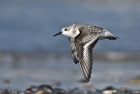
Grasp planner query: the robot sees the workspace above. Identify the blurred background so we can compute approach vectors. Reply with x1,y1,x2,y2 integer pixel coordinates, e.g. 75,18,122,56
0,0,140,90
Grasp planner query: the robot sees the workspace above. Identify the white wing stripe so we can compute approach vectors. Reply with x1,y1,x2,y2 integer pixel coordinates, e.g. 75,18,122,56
84,35,100,48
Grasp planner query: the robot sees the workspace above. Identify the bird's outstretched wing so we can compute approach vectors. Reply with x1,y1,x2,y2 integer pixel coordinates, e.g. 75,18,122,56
69,38,79,64
75,35,100,82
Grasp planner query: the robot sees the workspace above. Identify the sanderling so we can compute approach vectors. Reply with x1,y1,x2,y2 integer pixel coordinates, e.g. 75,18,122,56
53,24,118,82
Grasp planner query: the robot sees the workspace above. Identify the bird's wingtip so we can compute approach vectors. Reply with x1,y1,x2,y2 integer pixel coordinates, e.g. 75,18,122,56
107,36,119,40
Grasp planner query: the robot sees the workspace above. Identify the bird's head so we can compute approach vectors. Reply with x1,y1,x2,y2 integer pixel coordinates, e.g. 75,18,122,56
53,24,80,38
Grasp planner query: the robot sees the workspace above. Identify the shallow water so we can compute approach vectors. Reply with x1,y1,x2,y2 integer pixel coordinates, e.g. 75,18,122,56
0,58,140,90
0,0,140,54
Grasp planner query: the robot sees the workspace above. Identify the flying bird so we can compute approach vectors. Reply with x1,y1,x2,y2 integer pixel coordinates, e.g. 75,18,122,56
53,24,118,82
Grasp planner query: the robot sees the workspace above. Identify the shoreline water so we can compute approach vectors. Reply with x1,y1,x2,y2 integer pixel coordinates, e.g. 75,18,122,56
0,59,140,90
0,52,140,62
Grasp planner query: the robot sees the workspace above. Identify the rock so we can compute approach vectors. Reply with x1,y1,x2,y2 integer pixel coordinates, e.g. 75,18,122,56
119,87,132,93
128,79,140,85
9,91,19,94
128,75,140,85
38,85,53,92
0,89,8,94
84,84,93,88
103,86,116,90
0,84,139,94
134,91,140,94
30,86,38,93
36,85,53,94
83,84,98,93
53,88,66,94
35,90,44,94
25,88,32,94
103,86,117,94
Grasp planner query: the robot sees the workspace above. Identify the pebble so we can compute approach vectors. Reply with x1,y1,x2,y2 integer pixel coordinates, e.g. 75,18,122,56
35,85,53,94
119,87,132,93
103,86,117,94
84,84,93,88
53,88,66,94
128,75,140,85
9,91,19,94
25,88,32,94
0,89,8,94
134,91,140,94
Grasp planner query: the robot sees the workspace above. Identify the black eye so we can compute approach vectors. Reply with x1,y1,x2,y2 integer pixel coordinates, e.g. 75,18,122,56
64,28,67,31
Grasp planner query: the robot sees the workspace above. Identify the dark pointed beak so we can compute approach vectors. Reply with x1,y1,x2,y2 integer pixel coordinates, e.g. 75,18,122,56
53,31,62,37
